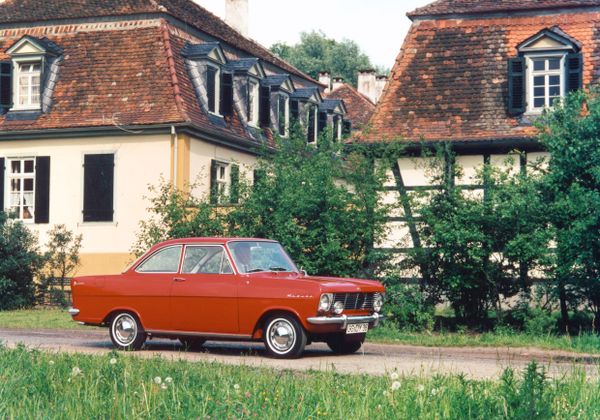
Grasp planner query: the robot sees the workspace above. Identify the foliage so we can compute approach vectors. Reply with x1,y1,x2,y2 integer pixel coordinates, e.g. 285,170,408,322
500,362,553,420
0,212,45,310
402,149,552,324
537,89,600,330
271,31,381,86
381,283,435,332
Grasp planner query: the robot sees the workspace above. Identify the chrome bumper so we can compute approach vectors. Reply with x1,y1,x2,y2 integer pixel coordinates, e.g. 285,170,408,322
68,308,80,316
307,313,383,329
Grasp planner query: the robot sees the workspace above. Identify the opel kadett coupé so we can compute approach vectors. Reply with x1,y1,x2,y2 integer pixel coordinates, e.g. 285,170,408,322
69,238,385,358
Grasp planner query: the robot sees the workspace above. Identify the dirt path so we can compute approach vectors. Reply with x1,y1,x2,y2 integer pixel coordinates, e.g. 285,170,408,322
0,328,597,379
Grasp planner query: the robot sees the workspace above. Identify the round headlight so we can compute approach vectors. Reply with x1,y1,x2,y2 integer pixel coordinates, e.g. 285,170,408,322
373,293,384,313
333,301,344,315
319,293,333,312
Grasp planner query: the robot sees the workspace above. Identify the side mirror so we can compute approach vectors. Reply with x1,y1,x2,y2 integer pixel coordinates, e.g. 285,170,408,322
300,267,308,277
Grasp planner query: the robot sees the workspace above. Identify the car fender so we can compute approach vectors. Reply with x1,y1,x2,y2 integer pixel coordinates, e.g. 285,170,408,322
252,306,308,339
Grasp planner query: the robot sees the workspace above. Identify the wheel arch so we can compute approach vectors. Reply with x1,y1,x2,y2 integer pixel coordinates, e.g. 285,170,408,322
102,308,145,328
252,307,306,340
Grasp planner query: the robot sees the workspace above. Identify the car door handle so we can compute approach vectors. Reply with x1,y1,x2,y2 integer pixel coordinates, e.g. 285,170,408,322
174,277,186,282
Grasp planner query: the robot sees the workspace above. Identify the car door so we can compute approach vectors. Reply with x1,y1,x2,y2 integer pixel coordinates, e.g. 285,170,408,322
171,245,239,334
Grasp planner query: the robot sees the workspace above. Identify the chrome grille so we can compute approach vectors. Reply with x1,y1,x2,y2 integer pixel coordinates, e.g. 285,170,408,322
333,293,375,310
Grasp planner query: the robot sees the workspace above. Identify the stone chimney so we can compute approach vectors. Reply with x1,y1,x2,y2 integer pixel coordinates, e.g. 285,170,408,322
318,71,331,93
357,69,377,103
332,77,345,91
375,75,388,103
226,0,249,37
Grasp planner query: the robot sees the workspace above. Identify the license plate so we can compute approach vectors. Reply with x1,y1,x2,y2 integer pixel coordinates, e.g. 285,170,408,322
346,323,369,334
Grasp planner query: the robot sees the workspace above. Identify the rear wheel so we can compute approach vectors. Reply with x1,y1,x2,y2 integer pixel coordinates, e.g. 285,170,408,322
326,333,364,355
263,315,307,359
179,337,206,351
109,312,146,351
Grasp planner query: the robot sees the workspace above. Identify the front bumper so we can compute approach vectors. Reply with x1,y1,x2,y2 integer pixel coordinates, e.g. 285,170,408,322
68,308,80,316
307,313,383,329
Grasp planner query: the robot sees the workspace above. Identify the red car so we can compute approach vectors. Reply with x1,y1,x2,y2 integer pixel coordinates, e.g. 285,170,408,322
69,238,385,358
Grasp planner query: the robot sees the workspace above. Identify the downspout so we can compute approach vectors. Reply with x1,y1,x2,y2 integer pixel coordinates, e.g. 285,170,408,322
172,125,178,189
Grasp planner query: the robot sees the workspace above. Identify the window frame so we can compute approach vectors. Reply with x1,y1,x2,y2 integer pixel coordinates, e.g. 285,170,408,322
6,156,35,223
247,78,260,127
135,245,184,274
12,58,42,111
525,52,566,114
206,63,221,116
215,161,229,204
278,93,290,137
181,244,235,275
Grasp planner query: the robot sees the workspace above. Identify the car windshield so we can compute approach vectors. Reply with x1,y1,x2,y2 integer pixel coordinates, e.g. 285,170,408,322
228,241,298,274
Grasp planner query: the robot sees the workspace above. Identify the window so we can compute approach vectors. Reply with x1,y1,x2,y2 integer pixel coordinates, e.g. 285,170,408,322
137,245,182,273
248,79,259,126
528,55,564,112
15,62,41,110
333,115,342,141
278,94,289,136
83,154,114,222
210,160,239,205
7,158,35,221
206,65,220,114
216,162,228,198
307,105,317,143
182,246,234,274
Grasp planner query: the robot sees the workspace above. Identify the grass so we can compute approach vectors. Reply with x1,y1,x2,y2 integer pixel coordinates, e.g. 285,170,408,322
0,345,598,419
0,307,88,330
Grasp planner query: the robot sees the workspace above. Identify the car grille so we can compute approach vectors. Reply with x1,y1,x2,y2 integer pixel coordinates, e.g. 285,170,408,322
333,293,375,310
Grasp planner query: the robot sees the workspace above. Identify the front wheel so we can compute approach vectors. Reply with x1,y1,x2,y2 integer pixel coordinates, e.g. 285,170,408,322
263,315,307,359
109,312,146,351
326,333,364,355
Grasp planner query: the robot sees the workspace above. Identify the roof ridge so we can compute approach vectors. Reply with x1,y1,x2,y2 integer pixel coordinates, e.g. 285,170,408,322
330,83,376,107
160,19,189,123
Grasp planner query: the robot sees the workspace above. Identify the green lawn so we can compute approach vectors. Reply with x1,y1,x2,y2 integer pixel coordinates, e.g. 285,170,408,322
0,345,598,419
0,308,89,330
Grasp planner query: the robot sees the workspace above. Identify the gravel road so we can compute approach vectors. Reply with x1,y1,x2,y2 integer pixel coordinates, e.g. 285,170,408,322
1,328,598,379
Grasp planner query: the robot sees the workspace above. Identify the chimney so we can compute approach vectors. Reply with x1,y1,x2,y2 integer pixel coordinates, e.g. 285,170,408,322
375,75,388,103
226,0,249,37
357,69,377,103
332,77,345,91
318,71,331,93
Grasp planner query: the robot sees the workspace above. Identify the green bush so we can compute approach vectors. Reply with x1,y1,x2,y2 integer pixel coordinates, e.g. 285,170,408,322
382,283,435,332
0,212,45,310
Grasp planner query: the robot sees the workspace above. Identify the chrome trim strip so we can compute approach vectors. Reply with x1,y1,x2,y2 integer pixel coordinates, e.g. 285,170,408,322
146,329,253,340
68,308,80,316
307,313,383,329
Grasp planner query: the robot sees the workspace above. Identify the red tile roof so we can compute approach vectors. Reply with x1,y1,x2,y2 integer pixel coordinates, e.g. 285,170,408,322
325,84,375,129
362,9,600,143
409,0,600,18
0,0,315,83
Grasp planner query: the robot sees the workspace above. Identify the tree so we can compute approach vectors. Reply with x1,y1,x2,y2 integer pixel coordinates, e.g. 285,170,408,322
271,31,378,87
0,212,45,310
538,89,600,331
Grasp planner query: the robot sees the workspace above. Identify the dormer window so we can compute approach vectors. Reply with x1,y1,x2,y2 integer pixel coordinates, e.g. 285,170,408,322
508,27,582,116
206,65,220,114
16,62,41,110
261,75,295,135
248,79,259,126
290,88,323,144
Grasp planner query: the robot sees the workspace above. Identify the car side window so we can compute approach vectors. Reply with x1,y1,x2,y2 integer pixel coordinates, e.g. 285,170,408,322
182,246,234,275
136,245,182,273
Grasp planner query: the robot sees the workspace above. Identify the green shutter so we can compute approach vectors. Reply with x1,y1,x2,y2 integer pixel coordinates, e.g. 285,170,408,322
0,157,4,212
206,67,217,113
230,164,240,204
210,160,218,205
220,72,233,116
259,86,271,128
34,156,50,224
83,154,114,222
508,57,526,116
0,62,12,113
567,53,583,93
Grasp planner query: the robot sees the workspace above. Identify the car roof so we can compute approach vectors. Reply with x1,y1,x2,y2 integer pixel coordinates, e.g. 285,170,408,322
156,237,278,247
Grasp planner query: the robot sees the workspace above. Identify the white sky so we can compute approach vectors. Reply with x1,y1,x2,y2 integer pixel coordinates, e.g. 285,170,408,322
194,0,433,70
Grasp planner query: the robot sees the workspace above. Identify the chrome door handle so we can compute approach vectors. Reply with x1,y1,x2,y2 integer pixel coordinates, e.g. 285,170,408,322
174,277,186,282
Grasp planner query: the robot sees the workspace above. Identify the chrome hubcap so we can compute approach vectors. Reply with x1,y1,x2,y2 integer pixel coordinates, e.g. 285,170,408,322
268,319,296,353
114,314,137,346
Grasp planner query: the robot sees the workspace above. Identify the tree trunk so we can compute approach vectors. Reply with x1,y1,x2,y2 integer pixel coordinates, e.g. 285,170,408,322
558,279,569,333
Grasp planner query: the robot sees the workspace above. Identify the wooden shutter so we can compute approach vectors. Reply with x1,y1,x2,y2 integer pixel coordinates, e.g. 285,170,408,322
317,111,328,135
220,72,233,116
34,156,50,224
508,57,526,116
567,53,583,93
0,62,11,114
278,96,286,135
307,107,316,143
230,164,240,204
290,100,299,122
0,158,4,212
83,154,114,222
210,159,218,205
259,86,271,128
206,67,217,113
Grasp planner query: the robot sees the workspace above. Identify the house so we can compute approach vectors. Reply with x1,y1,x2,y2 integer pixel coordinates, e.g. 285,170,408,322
360,0,595,257
0,0,349,275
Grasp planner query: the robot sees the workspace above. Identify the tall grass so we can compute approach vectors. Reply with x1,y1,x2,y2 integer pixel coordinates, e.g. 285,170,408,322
0,345,598,419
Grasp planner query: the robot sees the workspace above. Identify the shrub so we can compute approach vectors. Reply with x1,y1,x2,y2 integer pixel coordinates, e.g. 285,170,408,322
382,283,435,332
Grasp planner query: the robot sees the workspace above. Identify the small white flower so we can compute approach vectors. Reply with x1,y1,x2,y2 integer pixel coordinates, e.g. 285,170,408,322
383,390,389,397
165,377,173,384
71,367,82,377
109,358,117,365
233,384,240,391
391,381,401,391
49,360,55,366
160,383,168,390
431,388,438,396
418,384,425,392
153,377,162,385
390,372,399,380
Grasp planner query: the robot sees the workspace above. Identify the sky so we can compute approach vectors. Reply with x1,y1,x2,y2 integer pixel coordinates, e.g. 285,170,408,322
194,0,433,70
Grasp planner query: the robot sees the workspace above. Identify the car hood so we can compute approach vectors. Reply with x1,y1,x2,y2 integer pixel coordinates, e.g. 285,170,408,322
300,275,384,293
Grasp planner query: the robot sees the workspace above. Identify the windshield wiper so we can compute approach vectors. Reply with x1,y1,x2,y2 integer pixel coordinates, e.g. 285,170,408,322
246,268,266,273
268,267,290,272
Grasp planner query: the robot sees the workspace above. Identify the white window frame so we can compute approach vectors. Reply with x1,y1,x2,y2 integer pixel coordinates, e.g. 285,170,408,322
248,78,259,126
12,58,42,111
215,161,229,204
207,63,221,116
6,157,35,222
335,116,343,141
278,94,290,137
525,52,566,114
